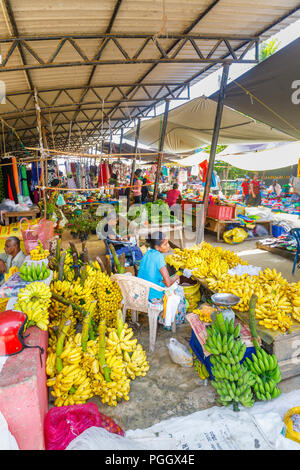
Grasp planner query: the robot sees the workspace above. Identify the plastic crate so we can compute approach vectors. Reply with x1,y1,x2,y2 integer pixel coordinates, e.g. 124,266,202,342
207,204,235,220
272,225,287,238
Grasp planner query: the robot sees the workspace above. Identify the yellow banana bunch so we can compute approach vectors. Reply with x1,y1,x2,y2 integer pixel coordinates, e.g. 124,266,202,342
15,282,51,331
207,268,297,333
123,344,149,380
106,325,137,353
166,242,248,279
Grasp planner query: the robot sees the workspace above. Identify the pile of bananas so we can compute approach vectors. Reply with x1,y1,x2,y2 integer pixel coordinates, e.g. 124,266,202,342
206,314,256,409
290,281,300,322
19,262,50,282
165,242,248,280
50,277,94,322
30,244,50,261
245,348,282,401
46,313,149,408
207,268,296,332
14,281,52,331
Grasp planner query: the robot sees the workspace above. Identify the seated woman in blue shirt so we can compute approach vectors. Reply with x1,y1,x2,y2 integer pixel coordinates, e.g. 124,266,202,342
138,231,187,327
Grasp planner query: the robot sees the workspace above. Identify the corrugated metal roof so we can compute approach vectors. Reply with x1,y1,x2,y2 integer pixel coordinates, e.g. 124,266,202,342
0,0,299,153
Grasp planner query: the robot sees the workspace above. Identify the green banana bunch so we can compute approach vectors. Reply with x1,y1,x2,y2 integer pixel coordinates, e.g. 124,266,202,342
245,293,282,402
205,312,255,411
245,348,282,401
20,262,51,282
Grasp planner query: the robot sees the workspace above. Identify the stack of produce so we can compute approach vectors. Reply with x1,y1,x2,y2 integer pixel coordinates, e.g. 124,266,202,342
244,295,282,401
165,242,248,279
14,281,52,331
50,262,122,327
205,313,255,410
205,297,282,410
207,268,297,332
30,243,50,261
19,262,50,281
46,309,149,407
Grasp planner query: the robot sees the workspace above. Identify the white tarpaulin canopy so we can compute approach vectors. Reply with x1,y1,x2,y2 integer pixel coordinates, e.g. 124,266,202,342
125,96,295,154
173,142,300,171
216,142,300,171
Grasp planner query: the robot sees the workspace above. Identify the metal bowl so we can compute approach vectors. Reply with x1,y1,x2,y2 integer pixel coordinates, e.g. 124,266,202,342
211,293,241,307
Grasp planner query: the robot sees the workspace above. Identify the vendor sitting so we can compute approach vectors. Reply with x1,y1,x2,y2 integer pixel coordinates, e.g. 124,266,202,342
138,231,187,329
100,211,130,250
100,211,143,265
0,237,26,277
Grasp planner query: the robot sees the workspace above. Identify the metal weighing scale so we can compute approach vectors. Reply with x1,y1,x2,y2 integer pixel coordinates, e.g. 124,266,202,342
211,293,241,322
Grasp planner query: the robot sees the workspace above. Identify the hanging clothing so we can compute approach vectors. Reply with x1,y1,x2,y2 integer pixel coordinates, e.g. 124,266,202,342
98,162,110,186
12,157,20,197
2,158,18,203
20,165,30,197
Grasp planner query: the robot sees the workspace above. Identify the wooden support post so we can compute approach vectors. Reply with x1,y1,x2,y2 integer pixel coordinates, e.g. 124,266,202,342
34,88,47,218
153,99,170,201
196,64,230,244
128,118,141,210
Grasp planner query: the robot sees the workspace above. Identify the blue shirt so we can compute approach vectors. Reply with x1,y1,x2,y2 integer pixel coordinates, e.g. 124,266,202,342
138,249,166,300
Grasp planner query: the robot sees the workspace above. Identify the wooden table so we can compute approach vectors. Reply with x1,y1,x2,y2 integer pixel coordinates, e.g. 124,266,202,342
205,217,273,242
2,207,40,226
256,241,295,261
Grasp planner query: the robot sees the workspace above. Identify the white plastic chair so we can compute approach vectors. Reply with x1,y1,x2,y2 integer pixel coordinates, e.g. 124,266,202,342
111,273,176,353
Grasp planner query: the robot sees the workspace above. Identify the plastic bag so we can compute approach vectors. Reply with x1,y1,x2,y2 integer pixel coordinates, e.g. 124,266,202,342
167,338,193,367
223,227,248,244
66,426,145,450
254,224,269,237
44,403,124,450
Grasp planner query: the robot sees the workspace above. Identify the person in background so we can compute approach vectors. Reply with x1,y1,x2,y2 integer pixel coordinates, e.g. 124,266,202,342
248,173,261,206
109,172,118,198
0,237,26,280
166,183,182,208
241,175,250,203
133,169,143,204
268,179,281,197
141,177,149,203
137,231,187,329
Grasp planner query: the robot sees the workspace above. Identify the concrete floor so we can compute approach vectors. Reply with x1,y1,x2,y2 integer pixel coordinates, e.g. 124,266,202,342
52,230,300,431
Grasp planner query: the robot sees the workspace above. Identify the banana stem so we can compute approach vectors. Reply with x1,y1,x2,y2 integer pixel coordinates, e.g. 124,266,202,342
56,319,72,373
52,293,89,317
233,401,239,412
58,251,66,281
81,301,96,352
57,305,72,337
215,311,227,336
116,309,124,338
98,319,111,382
109,244,125,274
55,238,61,264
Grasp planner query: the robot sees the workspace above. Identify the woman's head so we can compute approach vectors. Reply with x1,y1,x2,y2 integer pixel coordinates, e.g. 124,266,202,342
173,183,179,190
135,169,142,177
147,231,169,253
